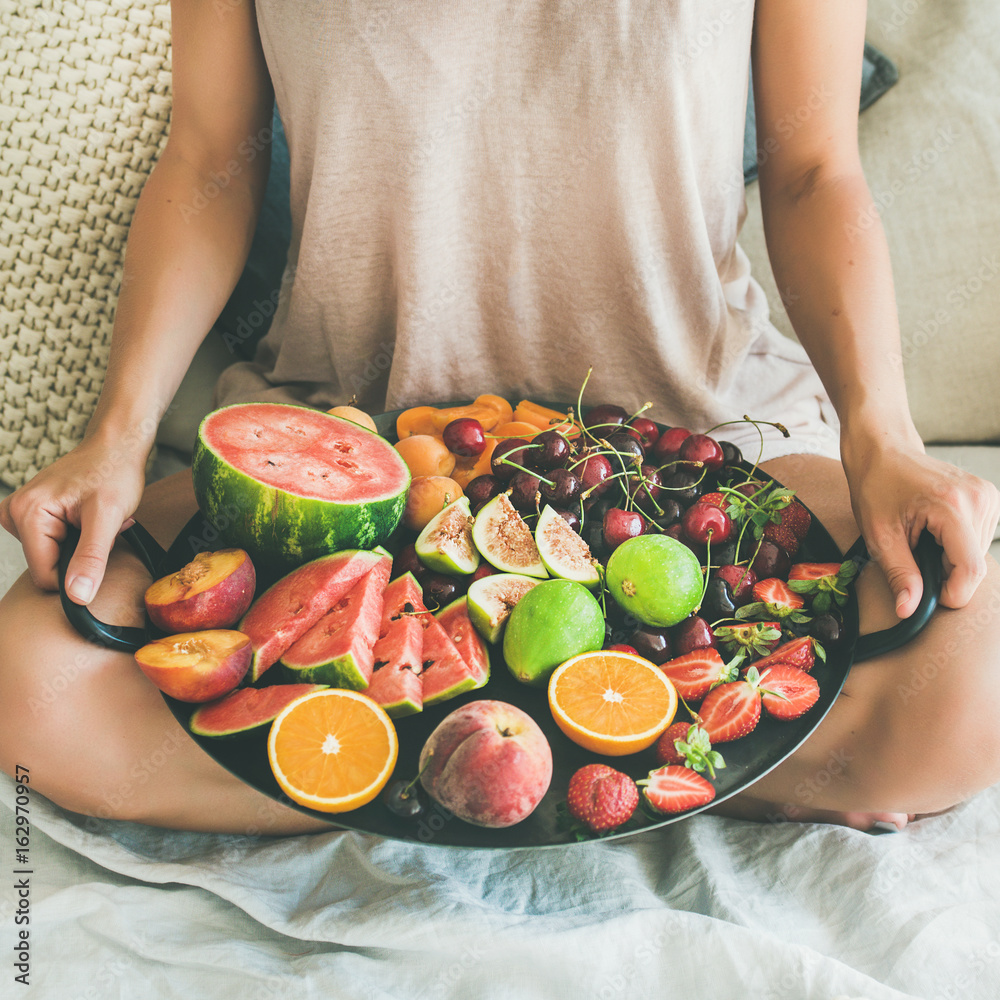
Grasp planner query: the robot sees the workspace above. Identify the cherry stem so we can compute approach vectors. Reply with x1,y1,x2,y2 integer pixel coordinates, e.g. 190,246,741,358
695,530,713,612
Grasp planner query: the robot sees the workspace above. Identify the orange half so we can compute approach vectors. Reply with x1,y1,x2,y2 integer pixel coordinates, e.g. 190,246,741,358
267,690,398,812
548,651,678,756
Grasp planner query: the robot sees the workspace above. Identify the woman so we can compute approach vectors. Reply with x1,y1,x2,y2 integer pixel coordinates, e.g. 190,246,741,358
1,0,998,834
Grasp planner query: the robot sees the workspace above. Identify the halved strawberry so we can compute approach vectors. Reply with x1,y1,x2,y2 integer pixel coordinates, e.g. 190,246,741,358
639,765,716,813
787,560,859,614
737,579,810,624
657,648,739,701
697,667,764,743
654,722,726,777
758,663,820,720
749,636,823,674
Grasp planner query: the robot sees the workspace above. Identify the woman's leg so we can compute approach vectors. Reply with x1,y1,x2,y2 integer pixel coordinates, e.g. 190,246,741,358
0,470,331,835
716,453,1000,828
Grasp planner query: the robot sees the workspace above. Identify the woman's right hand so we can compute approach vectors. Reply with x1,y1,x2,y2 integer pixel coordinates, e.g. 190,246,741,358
0,427,150,604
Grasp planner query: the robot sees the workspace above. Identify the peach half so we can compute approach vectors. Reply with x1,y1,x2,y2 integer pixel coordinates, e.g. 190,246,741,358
134,630,252,703
144,549,255,633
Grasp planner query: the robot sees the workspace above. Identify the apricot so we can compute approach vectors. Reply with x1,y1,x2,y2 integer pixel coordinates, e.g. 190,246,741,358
134,630,252,703
327,405,378,433
144,549,256,633
394,435,456,478
404,476,465,532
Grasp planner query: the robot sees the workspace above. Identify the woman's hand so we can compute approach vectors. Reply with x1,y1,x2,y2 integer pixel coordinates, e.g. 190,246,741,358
0,426,150,604
843,434,1000,618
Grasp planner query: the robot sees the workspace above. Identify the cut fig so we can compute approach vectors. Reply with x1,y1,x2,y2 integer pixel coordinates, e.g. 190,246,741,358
471,493,548,579
467,573,541,644
534,505,600,590
415,496,480,576
144,548,256,633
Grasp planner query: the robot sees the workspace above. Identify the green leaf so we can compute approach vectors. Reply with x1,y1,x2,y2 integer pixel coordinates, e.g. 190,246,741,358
813,592,831,614
787,579,816,594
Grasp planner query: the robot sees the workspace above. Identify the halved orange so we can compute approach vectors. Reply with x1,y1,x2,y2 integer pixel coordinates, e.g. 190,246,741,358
548,651,678,756
267,690,398,812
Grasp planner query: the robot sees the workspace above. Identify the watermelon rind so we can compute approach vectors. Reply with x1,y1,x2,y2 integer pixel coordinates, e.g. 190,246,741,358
240,549,385,682
189,683,327,737
279,554,392,689
192,403,410,569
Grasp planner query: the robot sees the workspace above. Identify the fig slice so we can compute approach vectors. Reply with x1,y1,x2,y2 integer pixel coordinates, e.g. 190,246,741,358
470,493,548,579
534,505,601,590
466,573,541,644
134,630,252,703
415,496,480,576
145,548,256,633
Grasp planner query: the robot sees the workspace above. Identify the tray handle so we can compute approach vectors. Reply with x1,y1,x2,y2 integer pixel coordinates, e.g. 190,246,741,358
846,529,943,663
57,521,166,654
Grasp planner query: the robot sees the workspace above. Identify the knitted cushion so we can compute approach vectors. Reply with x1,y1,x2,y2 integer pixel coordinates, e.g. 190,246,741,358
0,1,172,489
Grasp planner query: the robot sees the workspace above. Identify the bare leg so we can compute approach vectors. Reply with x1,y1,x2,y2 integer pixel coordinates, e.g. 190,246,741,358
0,470,331,835
713,453,1000,829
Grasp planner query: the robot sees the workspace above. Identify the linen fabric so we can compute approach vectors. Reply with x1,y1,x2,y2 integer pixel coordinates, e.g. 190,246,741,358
216,0,840,463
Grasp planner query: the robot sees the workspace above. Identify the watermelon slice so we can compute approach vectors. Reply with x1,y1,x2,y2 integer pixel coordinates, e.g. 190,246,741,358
435,598,490,691
279,552,392,689
192,403,409,568
367,615,424,718
239,549,385,681
189,684,326,737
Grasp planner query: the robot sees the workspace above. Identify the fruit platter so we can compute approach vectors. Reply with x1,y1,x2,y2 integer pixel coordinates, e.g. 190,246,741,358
58,390,941,848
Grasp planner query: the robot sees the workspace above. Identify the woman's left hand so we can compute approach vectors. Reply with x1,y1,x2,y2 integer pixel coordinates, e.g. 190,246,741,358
843,437,1000,618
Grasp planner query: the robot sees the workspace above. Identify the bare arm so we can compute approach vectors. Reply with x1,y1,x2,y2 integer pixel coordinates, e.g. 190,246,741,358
752,0,999,614
0,0,274,601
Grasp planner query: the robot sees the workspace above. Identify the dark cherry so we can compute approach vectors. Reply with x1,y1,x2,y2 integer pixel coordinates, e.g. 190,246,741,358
662,523,685,542
732,479,766,500
509,471,542,512
625,624,673,665
605,431,646,469
442,417,486,458
711,541,738,567
465,474,502,511
672,615,718,656
540,468,582,506
719,441,743,467
652,426,692,462
679,433,725,471
575,450,615,499
661,468,705,507
383,779,427,820
472,563,497,582
701,577,737,622
603,507,648,552
810,613,844,646
553,507,582,533
583,403,629,433
652,496,683,528
491,438,532,482
534,429,572,470
421,572,461,610
393,543,426,580
628,416,661,451
681,503,733,545
584,520,609,563
785,618,813,638
714,564,757,605
628,464,665,514
751,540,792,580
583,494,615,524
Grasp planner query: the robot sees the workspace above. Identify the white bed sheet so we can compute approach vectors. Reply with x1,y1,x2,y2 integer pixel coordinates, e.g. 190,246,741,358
3,772,998,1000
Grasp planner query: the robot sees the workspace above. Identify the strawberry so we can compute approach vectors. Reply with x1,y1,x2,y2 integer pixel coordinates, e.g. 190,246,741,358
762,520,801,556
639,765,716,813
787,559,859,614
566,764,639,834
736,578,811,625
713,621,783,665
697,492,728,509
657,648,739,701
779,499,812,542
749,635,823,674
654,723,726,777
758,663,820,720
697,667,765,743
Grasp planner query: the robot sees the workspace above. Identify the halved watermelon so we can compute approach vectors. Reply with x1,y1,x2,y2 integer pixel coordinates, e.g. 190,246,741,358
192,403,409,568
189,684,326,737
239,549,385,681
435,597,490,691
279,552,392,689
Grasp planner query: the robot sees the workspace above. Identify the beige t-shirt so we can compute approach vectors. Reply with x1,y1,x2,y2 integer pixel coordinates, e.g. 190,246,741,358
217,0,839,462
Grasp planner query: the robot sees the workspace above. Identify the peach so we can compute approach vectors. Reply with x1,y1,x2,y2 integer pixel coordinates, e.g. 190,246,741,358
418,699,552,827
134,630,252,703
144,549,255,633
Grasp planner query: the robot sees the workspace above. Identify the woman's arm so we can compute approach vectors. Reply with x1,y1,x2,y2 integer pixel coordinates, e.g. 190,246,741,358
751,0,1000,617
0,0,274,602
